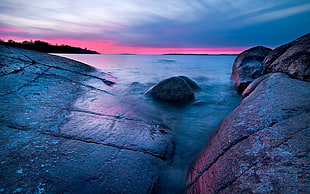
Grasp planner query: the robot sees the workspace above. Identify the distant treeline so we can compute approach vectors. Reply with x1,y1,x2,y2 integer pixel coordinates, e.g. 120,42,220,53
0,39,99,54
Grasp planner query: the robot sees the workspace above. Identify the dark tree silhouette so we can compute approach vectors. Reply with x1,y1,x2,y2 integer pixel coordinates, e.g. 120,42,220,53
0,39,99,54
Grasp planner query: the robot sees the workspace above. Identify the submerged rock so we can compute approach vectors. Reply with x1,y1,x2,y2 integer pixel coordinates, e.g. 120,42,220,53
187,73,310,193
145,76,199,103
0,46,174,193
231,46,271,93
263,33,310,81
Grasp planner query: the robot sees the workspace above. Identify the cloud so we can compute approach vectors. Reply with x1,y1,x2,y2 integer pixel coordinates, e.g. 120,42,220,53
242,3,310,25
0,0,309,50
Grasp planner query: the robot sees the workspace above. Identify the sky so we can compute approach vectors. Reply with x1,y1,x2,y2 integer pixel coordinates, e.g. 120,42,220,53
0,0,309,54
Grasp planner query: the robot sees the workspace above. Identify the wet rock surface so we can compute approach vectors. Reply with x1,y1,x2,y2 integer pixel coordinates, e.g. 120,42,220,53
263,33,310,81
145,76,199,103
231,46,272,93
0,46,174,193
187,73,310,193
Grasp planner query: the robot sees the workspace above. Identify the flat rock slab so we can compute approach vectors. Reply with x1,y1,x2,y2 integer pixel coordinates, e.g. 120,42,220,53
0,46,174,193
187,73,310,193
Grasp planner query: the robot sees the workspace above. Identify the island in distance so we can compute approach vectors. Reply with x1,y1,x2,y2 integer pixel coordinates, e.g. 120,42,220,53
0,39,99,54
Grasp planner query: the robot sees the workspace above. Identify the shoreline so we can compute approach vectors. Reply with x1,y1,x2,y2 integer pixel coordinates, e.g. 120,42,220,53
0,45,174,193
187,33,310,193
1,32,309,193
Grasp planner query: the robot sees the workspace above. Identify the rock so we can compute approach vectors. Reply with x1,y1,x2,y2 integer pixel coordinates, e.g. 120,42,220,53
187,73,310,193
263,33,310,81
231,46,272,93
179,76,201,90
0,46,174,193
241,73,271,98
145,76,199,103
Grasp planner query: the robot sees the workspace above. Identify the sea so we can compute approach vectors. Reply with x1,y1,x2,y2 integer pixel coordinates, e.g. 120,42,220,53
54,53,241,193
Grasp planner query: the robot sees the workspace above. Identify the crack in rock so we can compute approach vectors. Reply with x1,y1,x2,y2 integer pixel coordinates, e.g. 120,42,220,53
0,61,34,77
187,111,307,188
0,67,51,97
40,63,116,86
3,122,168,161
70,108,171,129
40,72,114,95
7,47,116,86
216,126,308,193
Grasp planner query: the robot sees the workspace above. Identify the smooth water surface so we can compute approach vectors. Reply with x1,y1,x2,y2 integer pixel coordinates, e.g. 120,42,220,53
54,54,241,193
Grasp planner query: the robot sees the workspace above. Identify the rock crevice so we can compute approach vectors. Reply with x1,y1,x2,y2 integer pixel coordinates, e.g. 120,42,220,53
187,34,310,193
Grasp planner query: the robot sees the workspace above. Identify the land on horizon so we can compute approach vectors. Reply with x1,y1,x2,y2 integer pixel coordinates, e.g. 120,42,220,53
0,39,99,54
0,39,242,55
162,53,238,56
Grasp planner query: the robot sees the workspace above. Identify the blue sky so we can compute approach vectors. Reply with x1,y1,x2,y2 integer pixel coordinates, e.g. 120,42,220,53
0,0,309,54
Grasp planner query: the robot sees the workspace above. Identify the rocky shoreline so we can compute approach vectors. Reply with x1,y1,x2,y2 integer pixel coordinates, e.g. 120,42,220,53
1,33,309,193
187,33,310,193
0,46,174,193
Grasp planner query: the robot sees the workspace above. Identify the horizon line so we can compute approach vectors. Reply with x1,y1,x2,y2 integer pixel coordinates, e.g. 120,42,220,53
1,38,246,55
85,53,240,55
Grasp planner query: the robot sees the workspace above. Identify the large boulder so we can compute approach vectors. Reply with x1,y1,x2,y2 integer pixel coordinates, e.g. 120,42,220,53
241,74,271,98
0,46,174,193
145,76,199,103
263,33,310,81
231,46,272,93
187,73,310,193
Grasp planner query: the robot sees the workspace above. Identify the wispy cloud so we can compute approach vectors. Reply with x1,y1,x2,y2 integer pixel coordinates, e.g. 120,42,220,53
0,0,309,53
242,3,310,25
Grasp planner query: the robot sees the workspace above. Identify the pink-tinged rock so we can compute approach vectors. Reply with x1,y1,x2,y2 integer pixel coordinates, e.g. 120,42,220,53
0,46,174,193
187,73,310,193
263,33,310,81
231,46,271,93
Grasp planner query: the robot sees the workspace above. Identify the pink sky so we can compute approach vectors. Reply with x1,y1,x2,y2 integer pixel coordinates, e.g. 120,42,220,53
1,0,309,54
1,33,247,54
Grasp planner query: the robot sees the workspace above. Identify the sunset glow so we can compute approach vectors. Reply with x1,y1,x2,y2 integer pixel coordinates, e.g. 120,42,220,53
0,33,247,54
1,0,309,54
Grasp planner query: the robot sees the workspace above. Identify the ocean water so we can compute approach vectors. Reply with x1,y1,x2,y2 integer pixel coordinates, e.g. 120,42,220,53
54,54,241,193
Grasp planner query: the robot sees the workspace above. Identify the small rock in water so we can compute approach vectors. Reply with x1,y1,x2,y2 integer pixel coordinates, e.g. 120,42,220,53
178,76,201,90
145,76,199,103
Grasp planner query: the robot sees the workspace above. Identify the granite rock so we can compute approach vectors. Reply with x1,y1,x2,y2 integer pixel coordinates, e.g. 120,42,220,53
145,76,199,103
187,73,310,193
231,46,271,93
263,33,310,81
0,46,174,193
